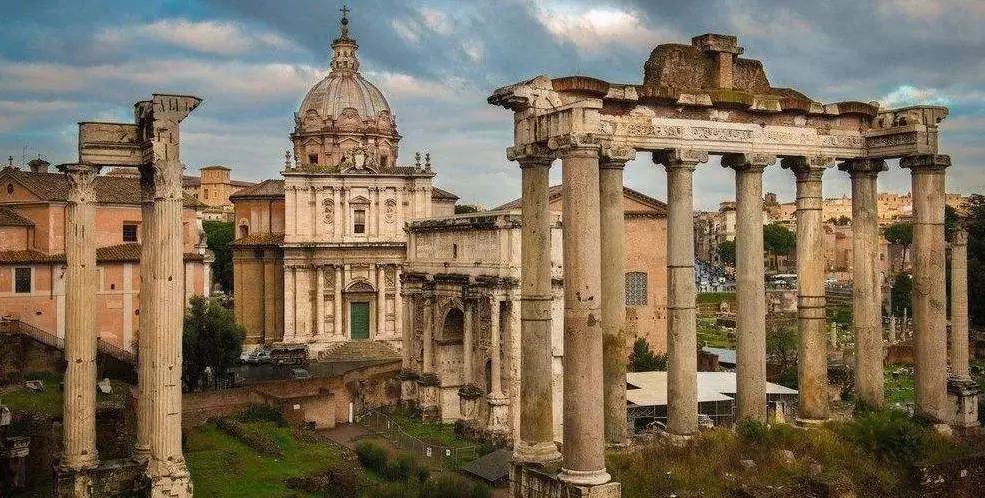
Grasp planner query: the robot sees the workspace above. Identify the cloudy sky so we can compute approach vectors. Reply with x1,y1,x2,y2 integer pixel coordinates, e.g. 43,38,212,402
1,0,983,210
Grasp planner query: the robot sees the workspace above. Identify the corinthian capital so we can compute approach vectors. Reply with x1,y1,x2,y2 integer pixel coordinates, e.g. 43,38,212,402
780,155,834,181
837,157,887,177
58,163,101,204
951,228,968,246
900,154,950,172
600,145,636,168
506,143,554,166
654,149,709,171
721,152,776,172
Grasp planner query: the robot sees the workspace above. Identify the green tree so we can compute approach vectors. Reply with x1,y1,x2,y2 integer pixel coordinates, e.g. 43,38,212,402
203,221,234,293
454,204,482,214
629,337,667,372
964,194,985,326
183,296,245,391
891,272,912,318
718,239,736,267
766,325,798,388
763,223,796,270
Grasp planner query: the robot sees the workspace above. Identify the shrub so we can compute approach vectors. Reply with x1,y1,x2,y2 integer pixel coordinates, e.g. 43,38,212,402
363,481,420,498
422,473,490,498
214,418,282,457
736,418,769,444
849,409,929,465
236,404,284,425
285,464,367,498
355,441,389,475
384,452,416,481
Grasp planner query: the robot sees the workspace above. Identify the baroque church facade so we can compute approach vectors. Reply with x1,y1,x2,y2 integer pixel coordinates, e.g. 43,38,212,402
231,12,457,354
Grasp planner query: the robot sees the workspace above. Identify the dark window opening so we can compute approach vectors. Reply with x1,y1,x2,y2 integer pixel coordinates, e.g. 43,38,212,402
239,224,249,238
354,209,366,234
308,153,318,165
452,243,458,259
14,267,31,293
123,223,138,243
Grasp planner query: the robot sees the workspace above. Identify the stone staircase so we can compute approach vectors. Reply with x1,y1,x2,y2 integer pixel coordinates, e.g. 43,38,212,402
317,340,400,362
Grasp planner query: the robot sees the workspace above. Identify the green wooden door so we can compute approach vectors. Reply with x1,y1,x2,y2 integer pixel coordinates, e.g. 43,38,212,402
350,302,370,340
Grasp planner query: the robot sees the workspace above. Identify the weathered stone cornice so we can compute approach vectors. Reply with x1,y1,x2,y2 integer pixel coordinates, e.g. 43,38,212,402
547,133,601,153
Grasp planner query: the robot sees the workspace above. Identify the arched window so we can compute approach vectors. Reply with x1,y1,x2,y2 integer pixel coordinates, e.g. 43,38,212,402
442,308,464,342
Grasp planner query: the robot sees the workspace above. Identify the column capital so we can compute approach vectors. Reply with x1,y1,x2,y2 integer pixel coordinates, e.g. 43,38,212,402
654,148,709,171
547,133,601,156
900,154,950,173
58,163,102,204
780,155,834,181
951,228,969,246
837,157,887,177
721,152,776,172
507,143,554,166
600,145,636,168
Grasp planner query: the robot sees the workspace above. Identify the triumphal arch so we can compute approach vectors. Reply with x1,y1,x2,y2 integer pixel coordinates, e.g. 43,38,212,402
490,33,972,497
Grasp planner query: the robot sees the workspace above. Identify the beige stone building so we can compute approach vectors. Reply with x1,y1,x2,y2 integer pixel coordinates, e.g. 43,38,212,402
231,12,457,353
109,164,256,221
401,185,668,441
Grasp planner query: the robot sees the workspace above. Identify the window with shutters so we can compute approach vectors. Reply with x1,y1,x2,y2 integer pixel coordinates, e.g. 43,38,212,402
353,209,366,234
625,272,648,306
14,267,31,293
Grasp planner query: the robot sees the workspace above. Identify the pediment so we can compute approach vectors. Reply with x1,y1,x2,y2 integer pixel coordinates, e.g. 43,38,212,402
349,195,370,204
345,280,375,293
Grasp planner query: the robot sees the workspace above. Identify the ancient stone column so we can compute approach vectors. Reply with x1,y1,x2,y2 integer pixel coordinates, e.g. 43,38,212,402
60,162,101,473
334,265,343,337
723,153,776,423
462,298,474,383
839,158,887,409
510,144,562,464
552,134,609,486
136,164,157,459
488,294,509,432
142,95,199,497
657,149,708,437
377,265,386,338
902,154,950,421
422,293,434,374
600,145,634,446
782,156,834,422
950,228,970,381
316,266,326,339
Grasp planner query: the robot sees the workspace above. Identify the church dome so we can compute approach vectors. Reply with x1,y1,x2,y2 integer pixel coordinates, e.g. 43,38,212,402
299,72,390,120
297,11,391,122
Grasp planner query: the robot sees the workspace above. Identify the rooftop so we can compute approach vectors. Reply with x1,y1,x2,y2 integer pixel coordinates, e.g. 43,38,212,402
625,371,797,407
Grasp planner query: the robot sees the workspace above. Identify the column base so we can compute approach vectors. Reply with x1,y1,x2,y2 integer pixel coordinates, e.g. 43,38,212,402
514,440,562,465
558,468,612,487
487,394,511,433
147,458,193,498
512,462,620,498
946,378,980,432
56,458,148,498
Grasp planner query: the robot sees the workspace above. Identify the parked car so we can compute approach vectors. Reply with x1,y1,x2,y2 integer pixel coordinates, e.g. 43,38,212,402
270,344,309,366
290,368,312,380
241,347,271,365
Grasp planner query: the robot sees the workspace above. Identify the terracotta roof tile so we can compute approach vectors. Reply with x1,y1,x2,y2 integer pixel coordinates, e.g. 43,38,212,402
229,179,285,200
232,232,285,246
0,167,202,207
0,244,206,264
0,206,34,226
431,186,459,201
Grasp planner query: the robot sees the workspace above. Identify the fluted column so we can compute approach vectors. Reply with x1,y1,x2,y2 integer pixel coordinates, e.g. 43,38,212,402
902,154,950,421
657,149,708,436
60,163,101,473
839,158,887,409
950,228,970,381
552,134,609,486
144,96,198,497
377,265,386,339
510,144,561,464
782,156,834,422
334,265,343,338
599,145,634,446
723,153,776,422
136,164,157,459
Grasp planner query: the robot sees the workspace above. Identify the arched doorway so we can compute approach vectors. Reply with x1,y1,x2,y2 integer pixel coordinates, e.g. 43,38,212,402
442,307,464,341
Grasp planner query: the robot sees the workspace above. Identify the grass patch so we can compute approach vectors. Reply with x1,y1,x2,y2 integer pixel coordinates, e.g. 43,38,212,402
697,292,736,306
385,410,471,449
610,410,978,498
185,421,344,497
884,364,915,405
697,317,734,348
1,373,129,417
